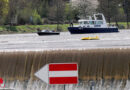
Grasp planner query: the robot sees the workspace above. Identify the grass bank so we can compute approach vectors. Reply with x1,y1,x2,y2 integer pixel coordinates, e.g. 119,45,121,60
118,22,130,28
0,24,70,34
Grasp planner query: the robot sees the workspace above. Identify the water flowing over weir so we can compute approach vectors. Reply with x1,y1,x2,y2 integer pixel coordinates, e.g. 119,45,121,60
1,48,130,90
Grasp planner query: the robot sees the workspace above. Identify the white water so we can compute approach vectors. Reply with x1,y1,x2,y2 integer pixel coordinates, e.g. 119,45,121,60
3,80,130,90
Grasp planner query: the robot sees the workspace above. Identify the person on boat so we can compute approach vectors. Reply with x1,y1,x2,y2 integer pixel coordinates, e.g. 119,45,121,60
70,21,73,27
52,30,55,32
37,28,41,32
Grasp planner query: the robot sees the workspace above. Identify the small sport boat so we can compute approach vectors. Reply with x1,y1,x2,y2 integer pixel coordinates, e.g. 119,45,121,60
68,13,118,34
37,30,60,36
81,36,99,40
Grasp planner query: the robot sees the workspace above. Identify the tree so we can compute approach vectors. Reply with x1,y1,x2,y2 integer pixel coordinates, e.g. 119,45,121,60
7,0,43,25
0,0,8,24
65,3,73,22
122,0,130,28
8,0,26,25
98,0,119,25
47,0,65,31
73,0,96,19
56,0,65,31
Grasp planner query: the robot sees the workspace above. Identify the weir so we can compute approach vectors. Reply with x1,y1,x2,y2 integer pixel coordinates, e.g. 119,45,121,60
0,49,130,80
0,48,130,89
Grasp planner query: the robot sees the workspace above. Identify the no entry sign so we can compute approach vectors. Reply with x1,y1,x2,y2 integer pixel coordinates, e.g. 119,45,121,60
35,63,78,84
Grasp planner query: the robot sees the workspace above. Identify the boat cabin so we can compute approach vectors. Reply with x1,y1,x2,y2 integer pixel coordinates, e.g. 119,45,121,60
78,13,108,28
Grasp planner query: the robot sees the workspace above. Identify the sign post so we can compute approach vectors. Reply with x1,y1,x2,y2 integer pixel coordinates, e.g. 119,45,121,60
35,63,78,89
64,84,65,90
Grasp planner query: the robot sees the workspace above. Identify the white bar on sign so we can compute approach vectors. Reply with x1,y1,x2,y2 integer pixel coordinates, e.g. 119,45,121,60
49,71,78,77
0,88,15,90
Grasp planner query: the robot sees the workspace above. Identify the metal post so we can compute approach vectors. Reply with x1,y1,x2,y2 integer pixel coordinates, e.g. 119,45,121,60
64,85,65,90
46,85,49,90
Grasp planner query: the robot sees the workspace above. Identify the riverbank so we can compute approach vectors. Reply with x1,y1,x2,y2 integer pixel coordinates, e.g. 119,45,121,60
0,22,129,34
0,24,70,34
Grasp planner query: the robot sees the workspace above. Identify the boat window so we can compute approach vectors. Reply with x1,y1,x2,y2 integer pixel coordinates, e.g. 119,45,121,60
96,21,103,25
79,22,83,25
84,21,89,24
89,21,94,25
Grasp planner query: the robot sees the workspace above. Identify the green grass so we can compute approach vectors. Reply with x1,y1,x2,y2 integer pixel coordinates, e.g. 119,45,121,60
0,24,70,34
111,22,130,28
118,22,130,28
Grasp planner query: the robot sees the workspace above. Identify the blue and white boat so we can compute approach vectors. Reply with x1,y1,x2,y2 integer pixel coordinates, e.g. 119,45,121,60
68,13,118,34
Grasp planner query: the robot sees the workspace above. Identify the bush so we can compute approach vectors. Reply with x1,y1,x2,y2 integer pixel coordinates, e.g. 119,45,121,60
57,25,63,32
32,10,43,25
118,24,125,29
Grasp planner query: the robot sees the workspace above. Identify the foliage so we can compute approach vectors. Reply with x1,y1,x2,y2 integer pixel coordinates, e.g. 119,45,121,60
32,10,43,25
0,0,130,30
0,0,95,25
64,3,74,22
0,0,9,24
18,7,33,24
97,0,130,28
79,0,95,18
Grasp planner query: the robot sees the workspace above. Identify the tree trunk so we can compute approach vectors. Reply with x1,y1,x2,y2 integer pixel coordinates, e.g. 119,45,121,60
126,12,129,29
107,0,111,25
124,0,129,29
56,0,59,31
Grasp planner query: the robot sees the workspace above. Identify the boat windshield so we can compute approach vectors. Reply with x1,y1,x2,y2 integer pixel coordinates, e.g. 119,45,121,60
96,21,103,25
89,21,94,25
79,22,83,25
84,21,89,24
79,20,104,26
41,30,49,32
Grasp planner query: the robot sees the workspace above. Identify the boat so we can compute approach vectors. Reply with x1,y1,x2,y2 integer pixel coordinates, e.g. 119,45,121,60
37,30,60,36
81,36,99,40
68,13,118,34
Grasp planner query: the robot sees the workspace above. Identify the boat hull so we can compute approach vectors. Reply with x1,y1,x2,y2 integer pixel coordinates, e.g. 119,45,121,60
68,27,119,34
37,32,60,36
